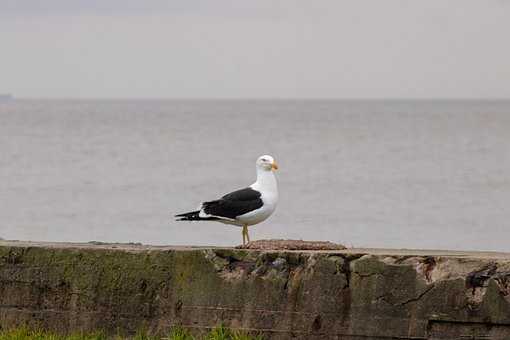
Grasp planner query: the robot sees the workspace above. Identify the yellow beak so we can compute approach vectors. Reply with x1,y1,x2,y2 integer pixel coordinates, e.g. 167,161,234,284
272,161,279,170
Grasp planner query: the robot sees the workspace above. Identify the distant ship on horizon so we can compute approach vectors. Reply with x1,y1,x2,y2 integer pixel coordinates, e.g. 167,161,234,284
0,94,13,101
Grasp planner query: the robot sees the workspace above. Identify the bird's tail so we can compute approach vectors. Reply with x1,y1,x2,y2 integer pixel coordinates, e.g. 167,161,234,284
174,210,219,221
175,210,201,221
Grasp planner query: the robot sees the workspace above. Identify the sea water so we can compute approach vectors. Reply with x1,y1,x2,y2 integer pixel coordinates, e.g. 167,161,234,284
1,99,509,251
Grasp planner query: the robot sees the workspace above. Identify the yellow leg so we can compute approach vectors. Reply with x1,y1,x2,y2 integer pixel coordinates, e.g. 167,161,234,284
245,226,250,243
242,225,250,247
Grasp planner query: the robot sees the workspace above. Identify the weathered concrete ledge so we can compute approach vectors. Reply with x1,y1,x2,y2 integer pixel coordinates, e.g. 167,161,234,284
1,240,510,339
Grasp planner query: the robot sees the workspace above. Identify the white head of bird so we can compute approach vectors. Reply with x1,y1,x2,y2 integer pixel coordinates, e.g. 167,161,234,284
256,155,278,172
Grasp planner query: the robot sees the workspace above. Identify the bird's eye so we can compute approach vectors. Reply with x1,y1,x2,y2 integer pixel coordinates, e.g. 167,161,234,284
261,158,267,162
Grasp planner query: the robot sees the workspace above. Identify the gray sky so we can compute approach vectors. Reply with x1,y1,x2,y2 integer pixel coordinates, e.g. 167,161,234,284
1,0,509,98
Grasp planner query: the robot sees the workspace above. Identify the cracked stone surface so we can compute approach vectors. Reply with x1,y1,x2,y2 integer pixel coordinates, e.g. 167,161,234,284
1,240,510,339
238,239,346,250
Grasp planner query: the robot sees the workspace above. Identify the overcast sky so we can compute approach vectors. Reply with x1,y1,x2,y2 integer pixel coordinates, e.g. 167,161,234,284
1,0,509,98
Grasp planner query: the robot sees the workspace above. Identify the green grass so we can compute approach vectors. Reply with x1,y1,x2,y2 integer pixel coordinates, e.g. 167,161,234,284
0,326,262,340
0,327,107,340
169,325,263,340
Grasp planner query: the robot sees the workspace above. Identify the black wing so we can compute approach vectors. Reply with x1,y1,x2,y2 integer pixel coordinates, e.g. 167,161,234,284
202,187,263,219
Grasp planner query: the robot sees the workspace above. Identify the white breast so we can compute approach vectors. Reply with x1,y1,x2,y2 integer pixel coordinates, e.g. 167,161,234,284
236,170,278,226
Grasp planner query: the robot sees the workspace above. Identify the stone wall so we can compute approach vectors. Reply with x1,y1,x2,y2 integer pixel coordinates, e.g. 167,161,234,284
1,241,510,339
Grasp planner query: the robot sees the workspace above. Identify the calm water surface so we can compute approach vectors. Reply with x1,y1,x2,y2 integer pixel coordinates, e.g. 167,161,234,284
1,99,509,251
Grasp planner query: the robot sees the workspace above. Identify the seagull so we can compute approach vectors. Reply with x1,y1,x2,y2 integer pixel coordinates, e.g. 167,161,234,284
175,155,279,246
